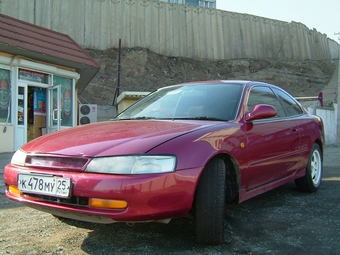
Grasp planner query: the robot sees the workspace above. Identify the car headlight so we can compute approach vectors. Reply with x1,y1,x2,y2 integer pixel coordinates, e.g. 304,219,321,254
85,155,176,174
11,149,26,166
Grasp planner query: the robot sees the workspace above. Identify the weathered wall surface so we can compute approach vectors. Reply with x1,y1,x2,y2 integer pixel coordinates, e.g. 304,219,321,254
0,0,339,61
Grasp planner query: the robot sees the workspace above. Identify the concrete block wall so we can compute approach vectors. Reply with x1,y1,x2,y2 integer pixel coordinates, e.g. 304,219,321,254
0,0,339,61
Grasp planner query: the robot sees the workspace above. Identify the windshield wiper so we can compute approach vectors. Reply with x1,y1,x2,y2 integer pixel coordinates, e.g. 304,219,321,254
176,116,228,121
130,116,156,120
114,116,156,120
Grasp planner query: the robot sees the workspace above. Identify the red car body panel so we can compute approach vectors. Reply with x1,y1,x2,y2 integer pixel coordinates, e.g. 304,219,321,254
3,81,324,223
21,120,216,157
4,164,201,222
4,120,246,222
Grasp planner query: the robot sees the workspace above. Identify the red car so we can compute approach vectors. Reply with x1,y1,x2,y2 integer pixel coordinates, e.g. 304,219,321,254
4,80,324,244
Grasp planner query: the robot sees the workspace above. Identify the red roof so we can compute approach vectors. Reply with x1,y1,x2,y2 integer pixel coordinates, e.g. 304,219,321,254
0,13,100,93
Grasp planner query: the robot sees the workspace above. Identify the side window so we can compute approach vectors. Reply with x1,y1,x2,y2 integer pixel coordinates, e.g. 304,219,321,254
273,88,303,116
247,86,285,118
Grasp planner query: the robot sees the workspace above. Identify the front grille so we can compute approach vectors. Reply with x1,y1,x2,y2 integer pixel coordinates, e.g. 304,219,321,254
23,193,89,206
25,155,89,171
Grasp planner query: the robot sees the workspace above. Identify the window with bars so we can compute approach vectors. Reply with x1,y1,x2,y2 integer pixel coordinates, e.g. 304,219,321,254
186,0,199,6
157,0,184,3
199,1,215,8
170,0,184,3
157,0,215,8
186,0,215,8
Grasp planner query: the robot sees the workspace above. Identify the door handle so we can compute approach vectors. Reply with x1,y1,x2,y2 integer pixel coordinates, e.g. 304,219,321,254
53,109,63,121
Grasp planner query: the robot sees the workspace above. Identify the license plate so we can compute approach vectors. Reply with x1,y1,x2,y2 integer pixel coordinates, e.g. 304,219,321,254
18,174,71,198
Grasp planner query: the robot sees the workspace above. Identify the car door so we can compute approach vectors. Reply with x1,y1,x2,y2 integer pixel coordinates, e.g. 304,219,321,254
242,85,301,191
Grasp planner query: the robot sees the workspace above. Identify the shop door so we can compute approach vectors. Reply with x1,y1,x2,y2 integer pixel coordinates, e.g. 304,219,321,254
47,85,61,133
14,82,27,150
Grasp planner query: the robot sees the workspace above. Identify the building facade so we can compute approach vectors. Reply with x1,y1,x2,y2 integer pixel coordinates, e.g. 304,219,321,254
157,0,216,8
0,14,100,153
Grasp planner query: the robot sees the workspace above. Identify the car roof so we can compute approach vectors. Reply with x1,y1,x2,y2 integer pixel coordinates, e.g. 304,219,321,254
160,80,272,90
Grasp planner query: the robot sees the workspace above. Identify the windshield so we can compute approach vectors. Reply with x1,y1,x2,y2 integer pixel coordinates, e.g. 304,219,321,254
116,83,244,121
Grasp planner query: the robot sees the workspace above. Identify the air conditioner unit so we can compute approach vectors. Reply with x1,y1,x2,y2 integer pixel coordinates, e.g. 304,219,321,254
78,104,97,125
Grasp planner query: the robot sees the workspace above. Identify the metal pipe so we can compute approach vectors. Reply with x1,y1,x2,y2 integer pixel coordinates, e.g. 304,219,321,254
113,39,122,116
295,92,323,107
117,38,121,98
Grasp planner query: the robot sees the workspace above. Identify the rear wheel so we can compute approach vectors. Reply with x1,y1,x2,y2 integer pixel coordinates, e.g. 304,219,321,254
295,143,322,192
194,158,226,245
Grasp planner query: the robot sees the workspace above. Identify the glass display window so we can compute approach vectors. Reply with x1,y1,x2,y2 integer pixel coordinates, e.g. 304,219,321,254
0,68,11,123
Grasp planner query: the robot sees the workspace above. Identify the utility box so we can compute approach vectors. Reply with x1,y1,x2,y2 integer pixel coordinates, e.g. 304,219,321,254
117,91,149,114
79,104,97,125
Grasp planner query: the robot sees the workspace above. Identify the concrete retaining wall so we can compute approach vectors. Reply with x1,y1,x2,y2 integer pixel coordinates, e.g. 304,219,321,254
316,105,338,145
0,0,339,61
307,103,338,145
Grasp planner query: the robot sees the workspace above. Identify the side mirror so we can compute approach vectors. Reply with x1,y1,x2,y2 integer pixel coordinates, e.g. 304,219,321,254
245,104,277,121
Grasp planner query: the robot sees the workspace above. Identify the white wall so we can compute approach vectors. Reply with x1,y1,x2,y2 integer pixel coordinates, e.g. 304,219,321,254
315,104,338,145
97,105,116,122
0,125,14,153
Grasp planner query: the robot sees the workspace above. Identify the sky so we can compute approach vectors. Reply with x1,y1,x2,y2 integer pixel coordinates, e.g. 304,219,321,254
216,0,339,43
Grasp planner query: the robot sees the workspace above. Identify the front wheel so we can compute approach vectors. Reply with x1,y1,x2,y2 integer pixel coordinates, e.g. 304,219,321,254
295,143,322,192
194,158,226,245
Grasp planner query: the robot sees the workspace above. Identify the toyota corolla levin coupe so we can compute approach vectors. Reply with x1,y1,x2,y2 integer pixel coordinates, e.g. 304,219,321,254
4,80,324,244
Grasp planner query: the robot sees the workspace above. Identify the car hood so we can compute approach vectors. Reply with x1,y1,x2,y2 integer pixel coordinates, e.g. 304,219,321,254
21,120,221,157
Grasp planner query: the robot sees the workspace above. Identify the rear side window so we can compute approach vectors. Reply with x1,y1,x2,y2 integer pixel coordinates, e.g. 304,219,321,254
273,88,303,117
247,86,285,118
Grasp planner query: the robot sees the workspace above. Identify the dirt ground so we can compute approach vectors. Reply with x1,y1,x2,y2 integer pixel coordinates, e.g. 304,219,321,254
1,145,339,255
80,48,335,105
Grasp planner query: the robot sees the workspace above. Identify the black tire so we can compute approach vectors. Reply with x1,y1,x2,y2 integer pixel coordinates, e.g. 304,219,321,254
295,143,322,192
194,158,226,245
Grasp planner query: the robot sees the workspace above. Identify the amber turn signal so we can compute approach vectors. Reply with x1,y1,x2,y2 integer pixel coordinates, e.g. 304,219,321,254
89,198,128,209
8,185,22,196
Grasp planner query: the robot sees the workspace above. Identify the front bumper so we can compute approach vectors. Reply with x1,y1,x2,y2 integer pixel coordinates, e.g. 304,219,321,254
4,163,201,223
